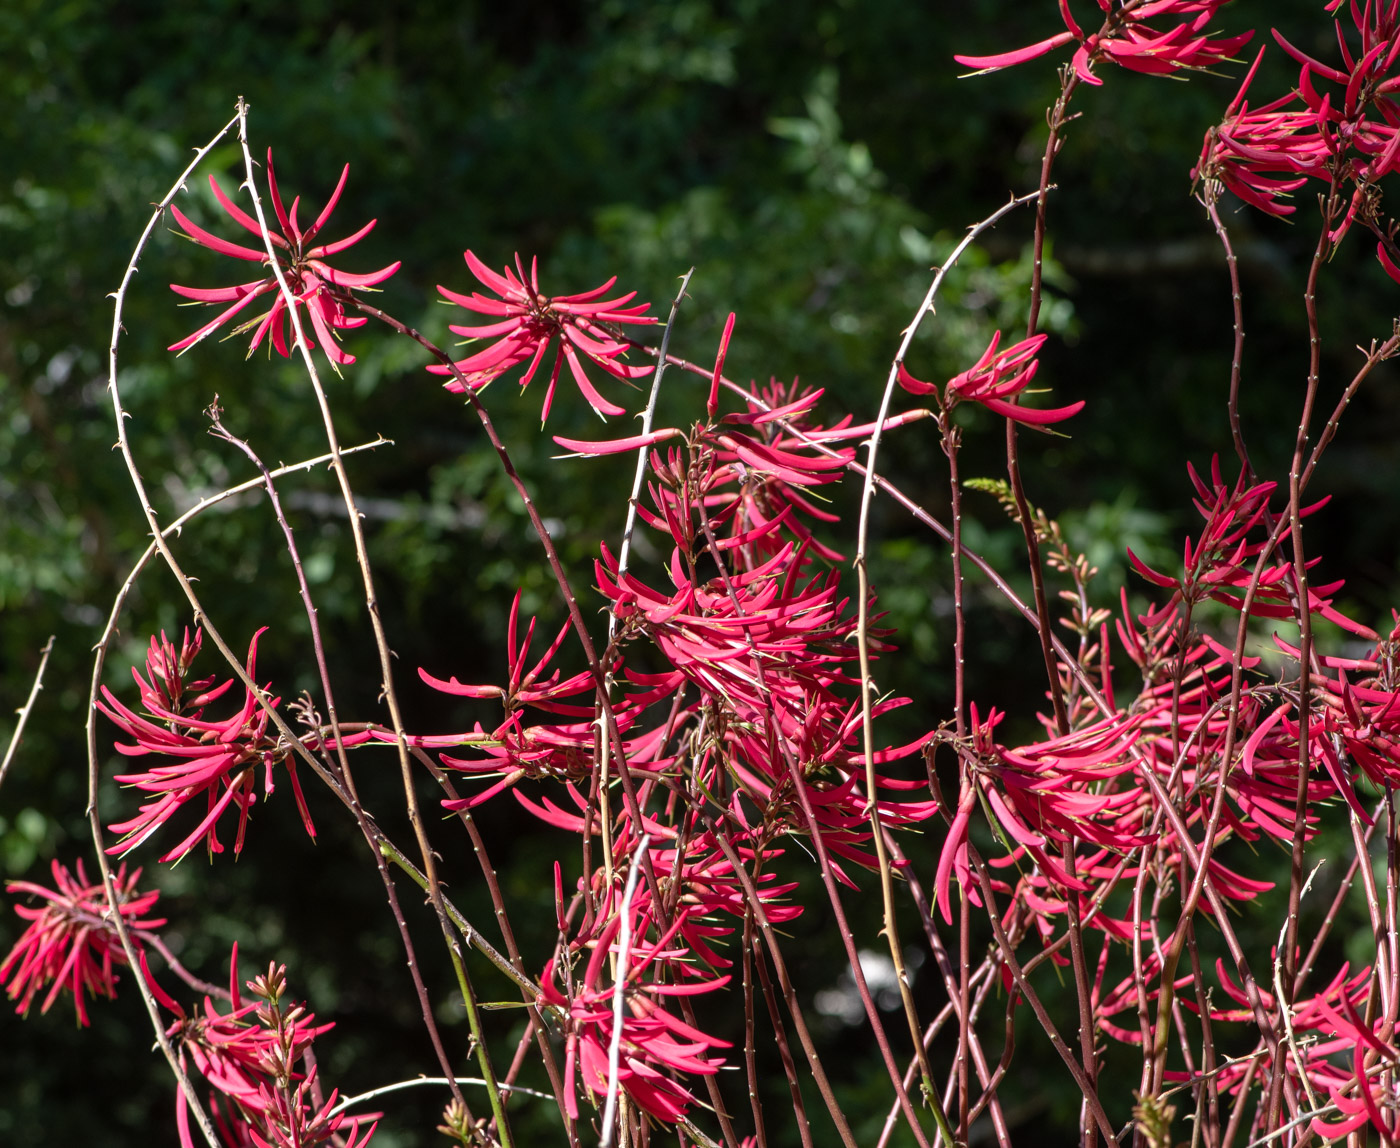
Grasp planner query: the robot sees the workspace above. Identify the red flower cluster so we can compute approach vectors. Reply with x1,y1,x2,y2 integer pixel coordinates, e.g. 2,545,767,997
393,363,937,1120
539,868,732,1124
427,251,656,422
955,1,1251,86
1127,457,1375,638
146,948,374,1148
169,150,398,367
1196,1,1400,268
898,331,1083,427
1,859,163,1026
97,628,315,862
1207,960,1398,1140
921,445,1400,1138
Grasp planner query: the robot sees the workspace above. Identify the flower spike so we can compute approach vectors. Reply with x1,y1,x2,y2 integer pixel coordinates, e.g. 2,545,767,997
168,149,398,369
430,251,656,423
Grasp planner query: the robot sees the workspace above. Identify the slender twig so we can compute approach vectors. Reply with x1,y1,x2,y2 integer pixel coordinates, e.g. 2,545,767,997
375,837,552,1007
688,491,934,1148
407,745,577,1143
1202,185,1253,478
750,925,813,1148
144,932,231,1001
851,190,1039,1144
740,904,773,1148
1273,864,1325,1115
231,102,498,1132
93,109,243,1148
705,819,860,1148
612,270,694,619
0,635,54,798
1267,178,1344,1134
601,832,651,1148
967,842,1117,1144
886,831,1011,1148
330,1076,554,1116
594,270,691,911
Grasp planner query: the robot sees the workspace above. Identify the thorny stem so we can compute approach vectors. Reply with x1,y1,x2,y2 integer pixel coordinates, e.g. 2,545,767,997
93,109,243,1148
375,837,551,1006
690,489,934,1148
231,103,482,1129
939,407,974,1146
330,1076,554,1116
455,943,514,1147
601,832,650,1148
0,635,53,798
853,189,1038,1146
1185,919,1222,1148
1013,68,1097,1137
1018,65,1079,742
596,269,692,917
886,832,1012,1148
705,820,860,1148
740,907,775,1148
1266,178,1342,1135
750,928,811,1148
408,748,576,1143
1202,186,1253,478
612,269,694,625
204,406,357,788
966,842,1117,1145
145,933,230,1001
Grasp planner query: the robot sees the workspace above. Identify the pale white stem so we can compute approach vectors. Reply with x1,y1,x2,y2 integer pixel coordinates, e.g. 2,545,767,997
94,109,242,1148
850,189,1040,1143
1273,861,1325,1113
601,831,652,1148
611,269,694,623
329,1076,553,1115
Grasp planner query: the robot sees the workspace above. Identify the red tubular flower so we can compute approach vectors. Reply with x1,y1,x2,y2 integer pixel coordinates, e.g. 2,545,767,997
644,833,802,969
97,628,315,862
1196,4,1400,260
1,859,163,1026
540,900,730,1125
221,1077,378,1148
1202,960,1398,1141
956,1,1251,86
168,149,398,368
1127,457,1375,638
151,949,368,1148
429,251,656,422
899,332,1083,427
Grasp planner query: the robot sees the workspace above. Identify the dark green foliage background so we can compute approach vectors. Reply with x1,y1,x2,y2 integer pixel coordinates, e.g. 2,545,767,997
3,1,1398,1144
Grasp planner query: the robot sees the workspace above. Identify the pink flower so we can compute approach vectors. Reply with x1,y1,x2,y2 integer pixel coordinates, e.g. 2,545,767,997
539,901,730,1124
1127,458,1376,638
1196,4,1400,260
149,949,369,1148
97,628,316,862
1,859,163,1026
955,1,1251,86
216,1077,377,1148
899,332,1084,426
428,251,656,422
168,149,399,367
1203,960,1399,1141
